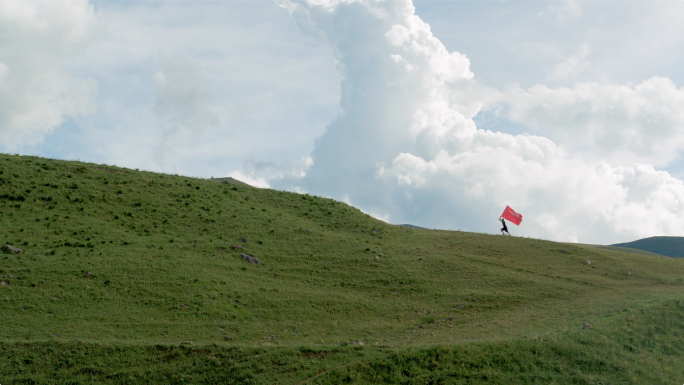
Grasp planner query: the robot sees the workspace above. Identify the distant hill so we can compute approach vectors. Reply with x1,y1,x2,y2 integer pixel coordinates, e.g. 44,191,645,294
397,224,428,229
595,245,665,257
611,236,684,258
209,176,251,187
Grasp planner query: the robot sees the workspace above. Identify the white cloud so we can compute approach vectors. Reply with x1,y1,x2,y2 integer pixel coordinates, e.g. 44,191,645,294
226,170,270,189
380,147,684,243
227,155,313,190
268,0,684,244
546,44,589,82
29,1,341,179
154,54,219,168
504,76,684,167
245,156,313,181
538,0,583,21
0,0,98,148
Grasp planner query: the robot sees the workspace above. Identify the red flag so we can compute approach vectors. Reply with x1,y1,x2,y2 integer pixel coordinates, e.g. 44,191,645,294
501,206,523,226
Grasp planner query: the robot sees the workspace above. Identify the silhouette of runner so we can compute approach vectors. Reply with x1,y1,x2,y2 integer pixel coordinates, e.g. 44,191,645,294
500,217,510,235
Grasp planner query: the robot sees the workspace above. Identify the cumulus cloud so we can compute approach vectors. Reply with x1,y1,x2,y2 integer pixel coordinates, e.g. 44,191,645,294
0,0,98,148
226,170,271,189
380,147,684,243
263,0,684,244
229,156,313,188
504,76,684,166
154,55,219,167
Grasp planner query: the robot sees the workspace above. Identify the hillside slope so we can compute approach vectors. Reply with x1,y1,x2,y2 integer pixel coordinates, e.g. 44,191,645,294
2,153,684,384
612,236,684,258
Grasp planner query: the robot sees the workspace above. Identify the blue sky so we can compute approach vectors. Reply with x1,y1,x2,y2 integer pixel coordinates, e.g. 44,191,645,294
2,0,684,244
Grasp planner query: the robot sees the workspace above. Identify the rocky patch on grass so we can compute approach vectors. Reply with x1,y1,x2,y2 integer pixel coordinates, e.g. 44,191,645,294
232,245,243,250
237,237,247,243
2,245,22,254
241,253,262,265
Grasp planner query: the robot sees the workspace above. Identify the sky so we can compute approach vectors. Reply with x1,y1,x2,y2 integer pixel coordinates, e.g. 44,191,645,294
2,0,684,244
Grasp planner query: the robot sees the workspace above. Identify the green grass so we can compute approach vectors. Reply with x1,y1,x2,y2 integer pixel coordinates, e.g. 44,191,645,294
1,153,684,384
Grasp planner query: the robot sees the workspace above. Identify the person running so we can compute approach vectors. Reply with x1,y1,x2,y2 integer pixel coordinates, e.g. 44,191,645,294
500,217,510,235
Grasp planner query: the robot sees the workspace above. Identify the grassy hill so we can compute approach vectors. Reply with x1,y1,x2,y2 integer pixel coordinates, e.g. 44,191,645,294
1,153,684,384
612,236,684,258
